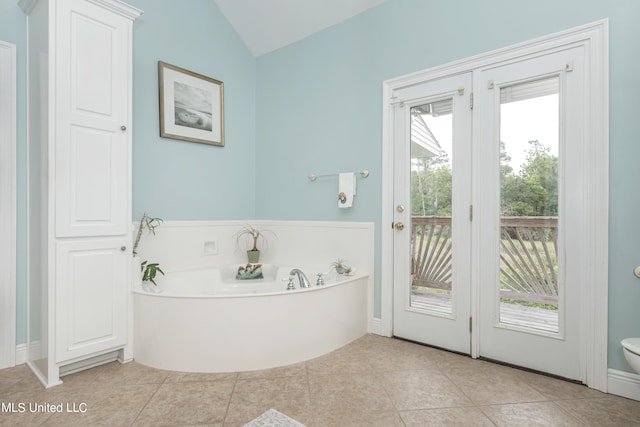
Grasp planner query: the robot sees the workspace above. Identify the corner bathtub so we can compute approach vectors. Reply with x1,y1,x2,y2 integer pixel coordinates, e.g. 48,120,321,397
133,265,369,372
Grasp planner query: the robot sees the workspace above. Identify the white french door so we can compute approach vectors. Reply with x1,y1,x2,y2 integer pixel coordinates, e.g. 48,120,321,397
392,73,472,354
476,46,585,380
392,45,588,381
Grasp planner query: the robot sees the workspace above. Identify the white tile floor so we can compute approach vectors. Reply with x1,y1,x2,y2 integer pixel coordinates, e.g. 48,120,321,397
2,334,640,426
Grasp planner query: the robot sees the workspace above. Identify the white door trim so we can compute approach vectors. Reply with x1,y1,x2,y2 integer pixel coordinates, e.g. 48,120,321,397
381,20,608,391
0,40,17,369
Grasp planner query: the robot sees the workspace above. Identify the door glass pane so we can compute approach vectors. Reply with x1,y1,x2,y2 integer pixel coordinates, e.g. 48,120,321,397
410,99,453,314
498,77,560,333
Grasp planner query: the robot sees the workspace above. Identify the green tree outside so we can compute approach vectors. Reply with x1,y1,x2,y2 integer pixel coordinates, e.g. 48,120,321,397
411,140,557,217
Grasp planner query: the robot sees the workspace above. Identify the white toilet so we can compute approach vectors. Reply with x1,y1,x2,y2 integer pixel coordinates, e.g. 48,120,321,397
621,338,640,374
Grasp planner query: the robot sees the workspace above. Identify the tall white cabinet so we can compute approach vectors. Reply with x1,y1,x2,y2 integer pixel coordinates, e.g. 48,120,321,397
21,0,142,387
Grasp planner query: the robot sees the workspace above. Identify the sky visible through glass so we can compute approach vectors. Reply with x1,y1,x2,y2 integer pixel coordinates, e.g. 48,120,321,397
421,94,559,174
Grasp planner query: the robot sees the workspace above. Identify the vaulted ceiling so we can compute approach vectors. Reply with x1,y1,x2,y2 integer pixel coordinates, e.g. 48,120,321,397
214,0,389,57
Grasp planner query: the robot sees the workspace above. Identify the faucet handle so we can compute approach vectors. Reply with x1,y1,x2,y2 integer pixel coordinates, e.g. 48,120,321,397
316,273,325,286
284,276,296,291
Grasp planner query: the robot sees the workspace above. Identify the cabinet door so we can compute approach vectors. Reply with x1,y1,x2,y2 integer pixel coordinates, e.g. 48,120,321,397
55,0,131,237
55,239,128,362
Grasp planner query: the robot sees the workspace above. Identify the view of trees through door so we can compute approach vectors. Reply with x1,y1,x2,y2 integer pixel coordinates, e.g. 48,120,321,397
409,100,455,315
410,76,560,333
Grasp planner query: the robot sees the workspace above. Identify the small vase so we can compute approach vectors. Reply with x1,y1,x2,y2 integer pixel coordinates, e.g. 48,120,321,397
247,250,260,264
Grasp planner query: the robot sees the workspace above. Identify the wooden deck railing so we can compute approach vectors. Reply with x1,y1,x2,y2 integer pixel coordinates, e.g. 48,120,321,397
411,217,453,291
411,216,558,305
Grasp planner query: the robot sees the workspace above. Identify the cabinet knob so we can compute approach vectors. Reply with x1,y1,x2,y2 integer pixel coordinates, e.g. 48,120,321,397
120,125,127,131
120,246,126,252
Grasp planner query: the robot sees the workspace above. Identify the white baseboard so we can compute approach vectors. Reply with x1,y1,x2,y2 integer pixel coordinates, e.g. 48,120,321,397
59,350,119,377
370,318,391,337
608,368,640,401
15,343,26,365
15,341,42,366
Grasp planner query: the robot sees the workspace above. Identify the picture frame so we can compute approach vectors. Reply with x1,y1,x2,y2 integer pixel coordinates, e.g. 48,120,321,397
158,61,224,146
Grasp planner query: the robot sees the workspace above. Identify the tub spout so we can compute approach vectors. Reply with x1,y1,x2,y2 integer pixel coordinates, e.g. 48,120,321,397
290,268,311,288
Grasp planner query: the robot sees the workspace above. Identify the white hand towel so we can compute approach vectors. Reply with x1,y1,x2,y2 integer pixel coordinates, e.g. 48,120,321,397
338,172,356,208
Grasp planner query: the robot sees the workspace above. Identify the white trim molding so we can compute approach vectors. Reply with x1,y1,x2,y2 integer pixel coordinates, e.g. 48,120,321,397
15,343,27,365
370,318,390,337
0,40,17,370
608,369,640,401
381,20,608,390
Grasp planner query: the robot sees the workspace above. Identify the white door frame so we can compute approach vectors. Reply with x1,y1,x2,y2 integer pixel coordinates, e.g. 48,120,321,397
0,40,17,369
380,20,609,391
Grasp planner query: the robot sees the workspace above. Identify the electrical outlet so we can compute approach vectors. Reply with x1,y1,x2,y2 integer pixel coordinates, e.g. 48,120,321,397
203,240,218,255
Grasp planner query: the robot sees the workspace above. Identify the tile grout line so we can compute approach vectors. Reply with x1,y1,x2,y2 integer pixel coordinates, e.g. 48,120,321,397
127,377,167,427
221,371,239,426
303,361,315,427
547,400,592,425
360,345,409,425
5,336,640,425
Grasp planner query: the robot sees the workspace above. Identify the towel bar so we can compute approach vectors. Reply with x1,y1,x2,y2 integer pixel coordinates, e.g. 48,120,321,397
308,170,369,182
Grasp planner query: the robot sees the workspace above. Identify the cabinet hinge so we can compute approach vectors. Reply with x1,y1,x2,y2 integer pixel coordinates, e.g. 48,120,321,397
469,317,473,333
469,205,473,221
470,92,474,110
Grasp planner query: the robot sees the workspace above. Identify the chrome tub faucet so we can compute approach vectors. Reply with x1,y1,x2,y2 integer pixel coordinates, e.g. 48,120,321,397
289,268,311,288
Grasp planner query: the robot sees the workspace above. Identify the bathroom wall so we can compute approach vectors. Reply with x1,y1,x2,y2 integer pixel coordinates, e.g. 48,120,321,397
254,0,640,373
1,0,27,346
126,0,257,221
5,0,640,375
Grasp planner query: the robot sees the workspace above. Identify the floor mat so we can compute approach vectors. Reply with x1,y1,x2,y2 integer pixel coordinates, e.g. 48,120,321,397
243,408,306,427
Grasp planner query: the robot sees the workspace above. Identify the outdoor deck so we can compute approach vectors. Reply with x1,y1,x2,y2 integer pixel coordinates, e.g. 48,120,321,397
408,216,560,333
411,291,559,333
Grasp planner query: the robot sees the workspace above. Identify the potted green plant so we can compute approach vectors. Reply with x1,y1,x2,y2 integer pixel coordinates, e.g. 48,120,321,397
133,212,164,288
235,224,276,263
331,258,353,275
133,212,163,257
141,261,164,287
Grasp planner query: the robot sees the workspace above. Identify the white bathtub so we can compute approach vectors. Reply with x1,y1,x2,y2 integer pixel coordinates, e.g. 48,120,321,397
133,265,369,372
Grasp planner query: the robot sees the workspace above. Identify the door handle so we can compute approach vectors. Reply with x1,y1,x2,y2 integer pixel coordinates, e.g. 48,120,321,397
394,222,405,231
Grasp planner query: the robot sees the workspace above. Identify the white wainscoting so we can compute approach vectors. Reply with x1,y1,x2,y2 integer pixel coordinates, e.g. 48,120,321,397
135,220,375,330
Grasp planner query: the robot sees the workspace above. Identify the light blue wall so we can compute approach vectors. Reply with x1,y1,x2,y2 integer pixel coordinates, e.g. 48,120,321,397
6,0,640,375
127,0,257,220
255,0,640,373
1,0,27,345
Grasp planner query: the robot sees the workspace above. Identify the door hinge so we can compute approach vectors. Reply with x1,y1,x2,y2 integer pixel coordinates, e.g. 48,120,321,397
469,205,473,221
565,60,574,72
470,92,473,110
469,317,473,333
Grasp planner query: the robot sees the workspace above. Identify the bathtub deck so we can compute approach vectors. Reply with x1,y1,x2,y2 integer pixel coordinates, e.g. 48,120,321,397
410,291,559,333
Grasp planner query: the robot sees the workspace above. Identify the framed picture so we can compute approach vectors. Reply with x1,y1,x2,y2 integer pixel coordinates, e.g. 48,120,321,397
158,61,224,146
